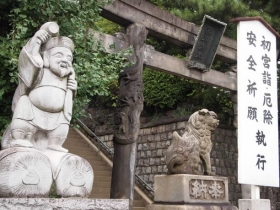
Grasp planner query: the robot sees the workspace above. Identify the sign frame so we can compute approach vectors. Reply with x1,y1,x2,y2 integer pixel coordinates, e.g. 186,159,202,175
187,15,227,72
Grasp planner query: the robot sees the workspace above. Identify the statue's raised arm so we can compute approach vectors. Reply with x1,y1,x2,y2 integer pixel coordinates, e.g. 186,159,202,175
18,22,58,89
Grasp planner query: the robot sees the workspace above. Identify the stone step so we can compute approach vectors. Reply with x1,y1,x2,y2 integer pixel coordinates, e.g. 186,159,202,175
93,182,111,188
66,145,101,152
90,194,110,199
64,141,90,147
92,165,112,171
92,187,110,194
94,176,111,182
63,144,91,149
88,160,110,166
93,170,111,176
133,200,145,207
65,135,87,139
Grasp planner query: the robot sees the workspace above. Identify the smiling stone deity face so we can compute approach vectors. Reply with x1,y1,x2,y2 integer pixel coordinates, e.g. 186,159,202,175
48,47,73,78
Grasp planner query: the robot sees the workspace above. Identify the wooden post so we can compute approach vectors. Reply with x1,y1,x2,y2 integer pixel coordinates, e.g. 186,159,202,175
110,23,148,210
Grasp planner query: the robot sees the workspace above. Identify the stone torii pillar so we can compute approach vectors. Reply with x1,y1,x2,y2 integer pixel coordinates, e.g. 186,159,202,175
110,23,148,209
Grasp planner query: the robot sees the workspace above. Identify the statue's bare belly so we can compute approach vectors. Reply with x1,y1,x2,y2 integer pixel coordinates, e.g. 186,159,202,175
29,87,66,112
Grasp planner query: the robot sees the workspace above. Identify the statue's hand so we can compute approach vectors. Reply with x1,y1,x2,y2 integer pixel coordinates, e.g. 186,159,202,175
26,30,50,55
35,30,50,44
67,76,77,91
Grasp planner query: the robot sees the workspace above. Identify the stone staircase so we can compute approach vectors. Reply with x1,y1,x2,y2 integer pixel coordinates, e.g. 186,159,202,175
63,127,149,210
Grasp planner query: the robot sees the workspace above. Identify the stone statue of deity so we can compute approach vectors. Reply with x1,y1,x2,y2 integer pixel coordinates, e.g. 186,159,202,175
2,22,77,152
0,22,93,198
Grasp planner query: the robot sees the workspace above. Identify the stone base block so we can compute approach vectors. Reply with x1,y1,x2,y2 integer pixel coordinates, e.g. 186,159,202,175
146,204,238,210
239,199,270,210
154,174,229,204
0,198,129,210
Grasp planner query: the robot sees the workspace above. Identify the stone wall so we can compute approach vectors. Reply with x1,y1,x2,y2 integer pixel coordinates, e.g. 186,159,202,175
97,119,280,209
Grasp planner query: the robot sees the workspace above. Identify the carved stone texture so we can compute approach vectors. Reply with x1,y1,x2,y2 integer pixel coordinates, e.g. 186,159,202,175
0,148,53,197
1,22,77,153
114,23,148,145
165,109,219,175
0,198,129,210
54,154,94,198
154,174,229,204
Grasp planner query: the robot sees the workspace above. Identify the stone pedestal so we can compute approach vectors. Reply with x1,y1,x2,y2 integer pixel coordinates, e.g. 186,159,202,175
147,174,238,210
239,199,270,210
0,198,129,210
154,174,229,204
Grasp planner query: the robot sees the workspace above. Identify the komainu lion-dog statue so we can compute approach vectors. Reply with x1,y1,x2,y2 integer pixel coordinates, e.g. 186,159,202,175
166,109,219,175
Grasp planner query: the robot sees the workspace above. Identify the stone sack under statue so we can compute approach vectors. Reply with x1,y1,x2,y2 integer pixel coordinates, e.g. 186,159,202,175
0,22,93,198
165,108,219,175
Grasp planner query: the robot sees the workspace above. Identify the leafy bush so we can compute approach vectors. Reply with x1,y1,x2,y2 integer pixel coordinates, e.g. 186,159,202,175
143,68,233,123
143,68,191,109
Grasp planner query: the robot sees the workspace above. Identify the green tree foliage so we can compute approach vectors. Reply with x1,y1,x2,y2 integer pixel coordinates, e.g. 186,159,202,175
173,0,275,39
143,68,233,123
147,0,186,10
148,0,280,39
0,0,129,135
242,0,280,32
95,18,124,35
143,68,190,109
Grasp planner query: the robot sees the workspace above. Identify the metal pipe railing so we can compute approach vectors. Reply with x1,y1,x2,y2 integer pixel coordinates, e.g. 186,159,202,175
77,119,114,157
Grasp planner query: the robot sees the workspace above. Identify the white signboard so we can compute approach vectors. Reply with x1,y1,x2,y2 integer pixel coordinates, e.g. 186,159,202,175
237,20,279,187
